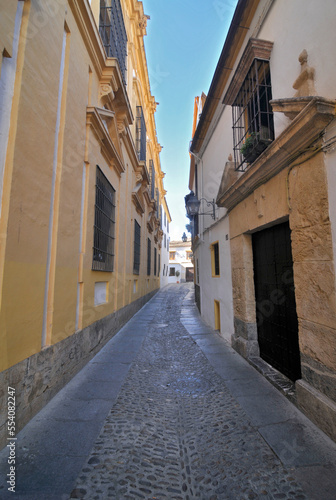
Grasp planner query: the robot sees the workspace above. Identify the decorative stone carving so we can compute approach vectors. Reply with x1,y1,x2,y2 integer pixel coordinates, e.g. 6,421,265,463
135,172,143,183
117,118,127,136
254,185,266,218
216,161,240,205
99,83,114,102
293,50,316,98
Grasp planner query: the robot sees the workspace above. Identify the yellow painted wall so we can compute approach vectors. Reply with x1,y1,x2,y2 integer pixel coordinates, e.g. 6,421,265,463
0,0,166,372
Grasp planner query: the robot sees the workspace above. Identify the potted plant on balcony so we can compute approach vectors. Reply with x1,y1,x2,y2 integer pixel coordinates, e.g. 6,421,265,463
240,131,272,164
175,270,180,284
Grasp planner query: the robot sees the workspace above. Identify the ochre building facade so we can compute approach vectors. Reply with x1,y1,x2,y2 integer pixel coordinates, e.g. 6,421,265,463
0,0,167,446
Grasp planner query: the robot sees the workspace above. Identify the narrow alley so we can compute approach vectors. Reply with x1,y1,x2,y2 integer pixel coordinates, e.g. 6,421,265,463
0,284,336,499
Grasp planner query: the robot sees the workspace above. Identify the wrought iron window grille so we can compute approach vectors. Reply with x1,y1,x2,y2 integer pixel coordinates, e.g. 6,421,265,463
232,59,274,171
99,0,128,86
92,166,116,272
147,238,151,276
136,106,146,163
133,220,141,275
154,247,157,276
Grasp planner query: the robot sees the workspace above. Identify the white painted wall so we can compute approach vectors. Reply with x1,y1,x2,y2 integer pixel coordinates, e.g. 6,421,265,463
196,217,234,343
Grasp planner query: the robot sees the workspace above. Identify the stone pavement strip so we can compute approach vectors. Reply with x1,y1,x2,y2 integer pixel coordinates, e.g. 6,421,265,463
1,284,336,500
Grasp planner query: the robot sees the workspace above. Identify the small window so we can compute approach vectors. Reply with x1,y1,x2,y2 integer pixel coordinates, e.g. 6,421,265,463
147,238,151,276
133,220,141,275
211,242,220,277
92,167,116,272
214,300,221,331
158,254,161,277
169,251,175,260
186,251,193,260
169,267,175,276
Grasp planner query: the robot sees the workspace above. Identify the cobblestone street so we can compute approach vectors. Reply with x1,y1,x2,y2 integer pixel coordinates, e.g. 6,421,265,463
69,285,335,500
1,284,336,500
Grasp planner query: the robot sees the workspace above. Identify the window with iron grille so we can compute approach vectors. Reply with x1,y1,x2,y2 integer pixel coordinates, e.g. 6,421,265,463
92,166,116,272
158,254,161,277
154,247,157,276
211,242,220,277
133,220,141,275
169,267,175,276
149,159,155,199
99,0,127,86
232,59,274,171
147,238,151,276
136,106,146,162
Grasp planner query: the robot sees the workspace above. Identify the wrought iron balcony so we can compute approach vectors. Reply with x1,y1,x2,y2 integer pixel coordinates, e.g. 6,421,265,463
136,106,146,162
99,1,127,85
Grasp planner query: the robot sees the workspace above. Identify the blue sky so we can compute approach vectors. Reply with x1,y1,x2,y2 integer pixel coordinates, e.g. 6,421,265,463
143,0,238,241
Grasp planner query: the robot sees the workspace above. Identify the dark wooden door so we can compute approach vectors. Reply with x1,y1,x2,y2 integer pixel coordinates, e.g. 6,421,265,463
186,267,194,282
252,222,301,381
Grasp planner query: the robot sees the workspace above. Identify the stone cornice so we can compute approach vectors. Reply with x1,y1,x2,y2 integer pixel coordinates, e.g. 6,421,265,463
216,97,336,211
86,107,125,176
68,0,106,76
223,38,274,106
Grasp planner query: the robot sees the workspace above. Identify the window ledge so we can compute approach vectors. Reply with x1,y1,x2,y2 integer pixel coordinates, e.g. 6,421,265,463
217,96,336,211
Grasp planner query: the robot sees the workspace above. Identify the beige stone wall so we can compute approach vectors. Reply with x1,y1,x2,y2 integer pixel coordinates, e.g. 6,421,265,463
230,234,256,324
229,151,336,408
289,154,336,403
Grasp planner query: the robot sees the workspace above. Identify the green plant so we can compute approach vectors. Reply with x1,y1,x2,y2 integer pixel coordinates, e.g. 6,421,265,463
240,133,256,156
175,270,180,277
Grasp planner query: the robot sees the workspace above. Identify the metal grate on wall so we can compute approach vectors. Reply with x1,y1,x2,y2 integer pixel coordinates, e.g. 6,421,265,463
133,220,141,275
99,0,128,85
136,106,146,162
154,247,157,276
92,166,116,272
232,59,274,171
147,238,151,276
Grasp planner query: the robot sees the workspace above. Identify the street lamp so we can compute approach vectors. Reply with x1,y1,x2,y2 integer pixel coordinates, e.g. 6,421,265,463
185,191,216,220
